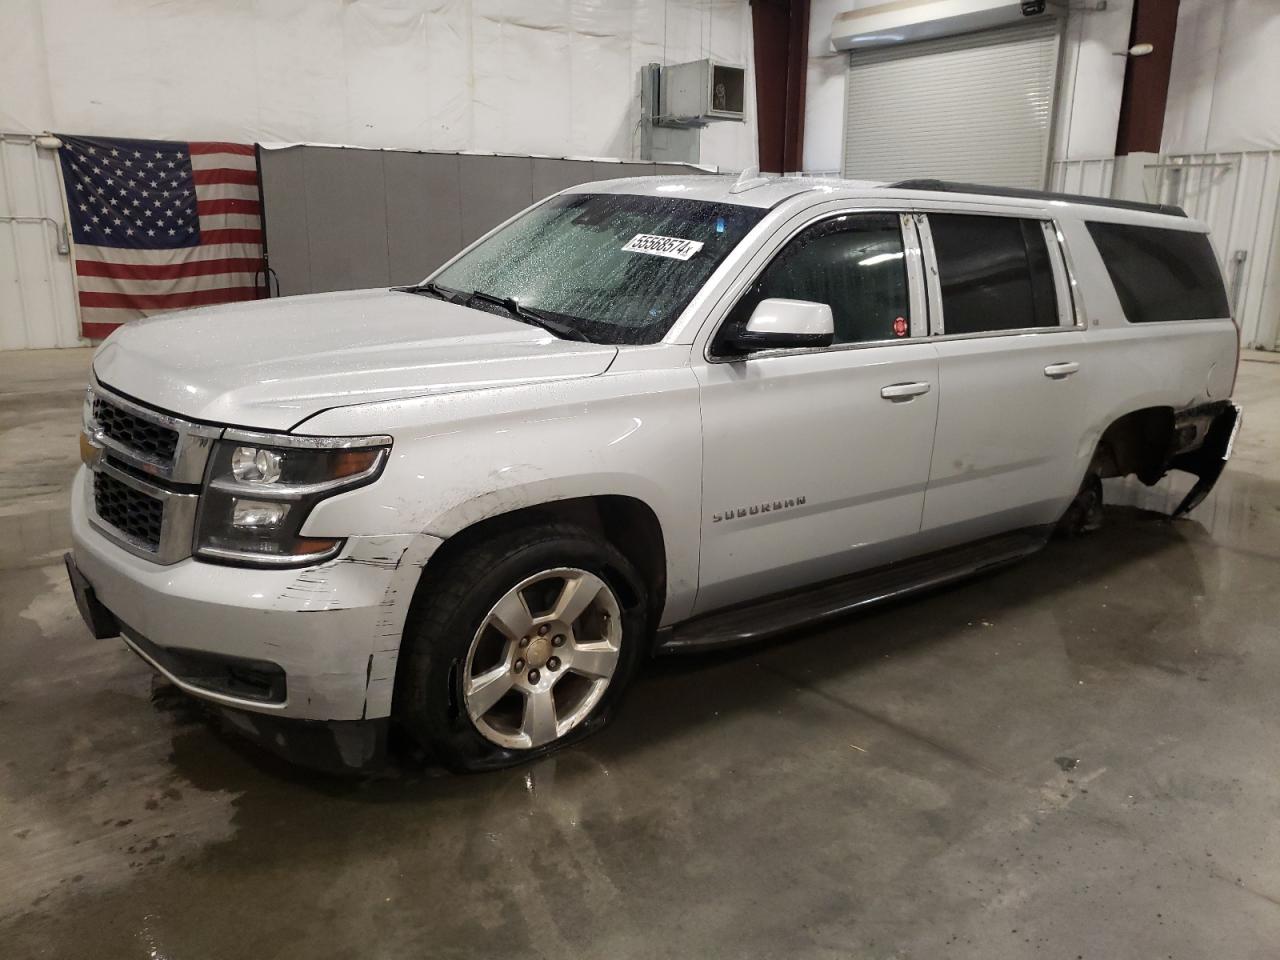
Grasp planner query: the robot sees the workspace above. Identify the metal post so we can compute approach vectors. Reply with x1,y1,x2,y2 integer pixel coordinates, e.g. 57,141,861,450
1228,249,1248,319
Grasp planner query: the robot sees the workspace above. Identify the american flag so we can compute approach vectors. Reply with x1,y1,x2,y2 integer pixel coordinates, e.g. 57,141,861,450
57,134,266,339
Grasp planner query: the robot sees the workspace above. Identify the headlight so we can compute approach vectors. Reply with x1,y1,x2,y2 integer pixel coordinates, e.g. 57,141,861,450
231,445,283,483
195,432,391,567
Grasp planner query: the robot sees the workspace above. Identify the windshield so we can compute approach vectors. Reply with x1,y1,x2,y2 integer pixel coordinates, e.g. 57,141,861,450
429,192,766,345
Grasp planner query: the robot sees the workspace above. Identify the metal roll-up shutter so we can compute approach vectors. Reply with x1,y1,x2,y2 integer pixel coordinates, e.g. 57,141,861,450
842,19,1063,189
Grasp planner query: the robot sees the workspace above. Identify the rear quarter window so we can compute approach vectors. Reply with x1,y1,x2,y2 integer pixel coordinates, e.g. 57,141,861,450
1085,222,1229,323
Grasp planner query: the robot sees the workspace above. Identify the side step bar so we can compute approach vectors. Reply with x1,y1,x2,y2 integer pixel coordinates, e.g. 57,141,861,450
656,528,1050,654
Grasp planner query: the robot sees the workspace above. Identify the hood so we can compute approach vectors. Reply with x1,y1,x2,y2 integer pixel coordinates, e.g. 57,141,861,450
92,288,619,431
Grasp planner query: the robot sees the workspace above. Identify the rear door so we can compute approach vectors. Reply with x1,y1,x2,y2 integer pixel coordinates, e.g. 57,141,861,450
917,211,1089,543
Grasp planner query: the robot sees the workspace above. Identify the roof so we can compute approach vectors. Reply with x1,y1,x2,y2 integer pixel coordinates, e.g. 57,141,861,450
564,174,867,209
565,173,1193,223
886,179,1186,218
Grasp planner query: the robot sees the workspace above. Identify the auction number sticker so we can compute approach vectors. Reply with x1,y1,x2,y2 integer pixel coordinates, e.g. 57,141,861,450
622,233,705,261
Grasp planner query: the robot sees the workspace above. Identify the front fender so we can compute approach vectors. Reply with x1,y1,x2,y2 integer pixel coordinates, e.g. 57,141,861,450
290,367,704,622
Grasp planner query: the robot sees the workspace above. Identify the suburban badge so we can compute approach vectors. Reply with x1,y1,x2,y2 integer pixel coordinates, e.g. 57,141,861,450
712,496,807,523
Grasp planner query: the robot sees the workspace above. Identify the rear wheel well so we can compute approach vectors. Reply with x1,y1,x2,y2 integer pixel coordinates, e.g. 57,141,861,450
1093,407,1175,485
410,496,667,623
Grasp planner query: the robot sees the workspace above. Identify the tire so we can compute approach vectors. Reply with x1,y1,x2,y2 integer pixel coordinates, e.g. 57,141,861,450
1055,471,1104,539
396,520,649,772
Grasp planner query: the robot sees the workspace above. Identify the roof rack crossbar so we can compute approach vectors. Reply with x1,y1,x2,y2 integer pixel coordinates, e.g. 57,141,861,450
884,179,1186,218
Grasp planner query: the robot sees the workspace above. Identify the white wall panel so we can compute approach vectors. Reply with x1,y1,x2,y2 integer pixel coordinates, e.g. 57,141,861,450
1049,158,1116,198
0,136,81,351
802,0,852,175
802,52,847,177
1164,0,1280,155
0,0,756,171
1051,0,1131,162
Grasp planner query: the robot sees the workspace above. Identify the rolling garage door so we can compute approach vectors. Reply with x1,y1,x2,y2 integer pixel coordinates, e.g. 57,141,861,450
842,19,1062,189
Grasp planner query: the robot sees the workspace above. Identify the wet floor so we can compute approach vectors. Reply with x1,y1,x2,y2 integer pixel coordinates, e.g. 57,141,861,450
3,348,1280,959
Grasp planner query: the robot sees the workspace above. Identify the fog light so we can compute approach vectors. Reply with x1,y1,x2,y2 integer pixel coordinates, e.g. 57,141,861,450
231,446,284,483
231,499,289,528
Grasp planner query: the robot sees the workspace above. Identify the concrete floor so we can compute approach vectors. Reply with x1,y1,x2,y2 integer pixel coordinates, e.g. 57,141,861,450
2,347,1279,960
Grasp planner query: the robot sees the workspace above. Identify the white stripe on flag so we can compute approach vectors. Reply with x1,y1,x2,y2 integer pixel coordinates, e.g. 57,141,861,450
74,243,263,265
190,152,257,172
192,182,260,202
77,272,263,295
198,213,262,231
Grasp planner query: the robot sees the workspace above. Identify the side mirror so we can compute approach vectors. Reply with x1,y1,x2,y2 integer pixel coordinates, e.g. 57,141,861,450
725,298,834,353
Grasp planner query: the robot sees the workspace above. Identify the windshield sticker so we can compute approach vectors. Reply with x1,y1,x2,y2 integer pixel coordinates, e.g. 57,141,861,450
623,233,705,261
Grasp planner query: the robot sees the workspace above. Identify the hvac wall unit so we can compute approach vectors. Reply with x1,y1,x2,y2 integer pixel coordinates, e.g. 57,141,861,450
836,2,1064,189
640,59,746,164
659,59,746,123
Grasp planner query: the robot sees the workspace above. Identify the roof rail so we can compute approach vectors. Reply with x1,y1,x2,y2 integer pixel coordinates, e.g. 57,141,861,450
884,179,1187,218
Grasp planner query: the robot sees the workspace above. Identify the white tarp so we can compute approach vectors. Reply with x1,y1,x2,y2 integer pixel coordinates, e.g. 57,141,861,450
0,0,756,171
1163,0,1280,155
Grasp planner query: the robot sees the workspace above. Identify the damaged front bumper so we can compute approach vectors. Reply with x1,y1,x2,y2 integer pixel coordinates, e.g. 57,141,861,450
68,468,441,767
1171,401,1243,518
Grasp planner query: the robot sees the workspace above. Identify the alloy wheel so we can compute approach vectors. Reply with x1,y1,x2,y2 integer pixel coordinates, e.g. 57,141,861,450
461,567,623,749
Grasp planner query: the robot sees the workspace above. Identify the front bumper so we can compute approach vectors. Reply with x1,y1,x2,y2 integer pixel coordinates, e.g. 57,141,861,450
70,467,441,723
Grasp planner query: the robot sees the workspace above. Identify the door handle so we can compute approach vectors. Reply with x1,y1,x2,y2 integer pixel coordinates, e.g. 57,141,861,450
1044,361,1080,379
880,381,932,401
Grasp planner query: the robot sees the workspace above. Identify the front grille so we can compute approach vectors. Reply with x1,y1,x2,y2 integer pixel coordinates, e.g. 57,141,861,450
94,396,179,464
94,470,164,551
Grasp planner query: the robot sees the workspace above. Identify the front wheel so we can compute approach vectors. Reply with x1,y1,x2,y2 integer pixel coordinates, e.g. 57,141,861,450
396,522,648,771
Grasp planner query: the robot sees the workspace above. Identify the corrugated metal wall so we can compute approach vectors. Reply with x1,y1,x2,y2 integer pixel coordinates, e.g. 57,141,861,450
0,134,82,350
1053,152,1280,350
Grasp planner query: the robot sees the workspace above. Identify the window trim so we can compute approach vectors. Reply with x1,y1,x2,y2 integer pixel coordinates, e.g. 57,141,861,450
1052,220,1089,329
704,208,930,363
919,211,1082,341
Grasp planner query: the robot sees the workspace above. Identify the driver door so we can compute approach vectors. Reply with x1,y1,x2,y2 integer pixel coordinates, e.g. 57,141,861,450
692,211,940,615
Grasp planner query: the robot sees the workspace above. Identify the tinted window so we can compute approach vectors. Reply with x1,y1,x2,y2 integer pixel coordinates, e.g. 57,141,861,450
433,193,765,345
725,213,911,346
1085,222,1229,323
929,214,1059,334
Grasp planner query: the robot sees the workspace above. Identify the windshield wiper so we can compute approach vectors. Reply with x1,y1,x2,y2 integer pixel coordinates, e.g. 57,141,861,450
399,280,461,302
466,289,590,342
